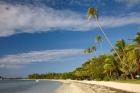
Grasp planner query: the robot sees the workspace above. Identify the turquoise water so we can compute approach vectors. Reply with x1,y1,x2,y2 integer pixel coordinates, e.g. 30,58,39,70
0,80,62,93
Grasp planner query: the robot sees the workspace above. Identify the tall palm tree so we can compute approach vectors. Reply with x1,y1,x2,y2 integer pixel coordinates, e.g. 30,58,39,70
95,35,102,43
114,39,126,58
132,32,140,75
95,35,103,54
94,15,122,63
125,45,138,79
113,39,127,71
119,44,140,79
114,39,133,79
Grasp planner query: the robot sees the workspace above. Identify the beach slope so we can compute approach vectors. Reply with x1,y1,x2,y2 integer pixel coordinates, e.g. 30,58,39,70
55,80,140,93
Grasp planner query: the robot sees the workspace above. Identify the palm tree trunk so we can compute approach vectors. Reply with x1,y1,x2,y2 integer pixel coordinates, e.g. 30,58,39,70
110,71,112,77
107,73,109,77
95,15,122,63
115,70,119,79
136,59,140,71
130,73,135,80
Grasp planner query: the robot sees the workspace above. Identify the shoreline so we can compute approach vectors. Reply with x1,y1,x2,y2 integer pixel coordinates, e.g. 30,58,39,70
3,79,140,93
53,80,140,93
78,80,140,93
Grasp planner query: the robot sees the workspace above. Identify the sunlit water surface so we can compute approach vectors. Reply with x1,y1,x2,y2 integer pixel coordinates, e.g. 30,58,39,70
0,80,62,93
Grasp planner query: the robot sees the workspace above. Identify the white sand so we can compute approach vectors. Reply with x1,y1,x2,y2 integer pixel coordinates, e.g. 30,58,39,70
78,80,140,93
56,80,117,93
55,80,140,93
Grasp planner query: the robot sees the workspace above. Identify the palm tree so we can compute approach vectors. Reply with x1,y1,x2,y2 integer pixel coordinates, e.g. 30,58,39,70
114,39,126,58
133,32,140,44
84,45,96,54
84,48,91,54
114,39,129,78
114,39,136,79
132,32,140,75
95,35,102,43
104,64,113,77
95,35,103,54
125,45,137,79
87,7,122,62
104,56,116,77
113,39,127,72
120,44,140,79
134,48,140,74
91,46,96,52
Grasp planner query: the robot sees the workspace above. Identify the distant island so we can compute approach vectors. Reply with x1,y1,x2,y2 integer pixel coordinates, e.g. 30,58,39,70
0,76,23,80
0,76,4,80
28,32,140,81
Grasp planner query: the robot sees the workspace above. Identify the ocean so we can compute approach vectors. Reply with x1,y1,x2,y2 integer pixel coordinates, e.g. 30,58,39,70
0,80,62,93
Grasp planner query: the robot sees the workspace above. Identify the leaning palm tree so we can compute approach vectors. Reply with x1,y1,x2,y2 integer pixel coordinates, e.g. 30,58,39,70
87,7,122,63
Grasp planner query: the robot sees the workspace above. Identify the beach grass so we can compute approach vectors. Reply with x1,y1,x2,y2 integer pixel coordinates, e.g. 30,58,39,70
114,80,140,84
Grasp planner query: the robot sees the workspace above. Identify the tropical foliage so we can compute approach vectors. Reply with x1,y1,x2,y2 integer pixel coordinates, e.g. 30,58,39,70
28,32,140,80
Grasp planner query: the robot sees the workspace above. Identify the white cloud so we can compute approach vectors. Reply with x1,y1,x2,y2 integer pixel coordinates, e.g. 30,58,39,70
115,0,140,7
0,49,83,69
99,13,140,28
0,2,87,37
0,2,140,37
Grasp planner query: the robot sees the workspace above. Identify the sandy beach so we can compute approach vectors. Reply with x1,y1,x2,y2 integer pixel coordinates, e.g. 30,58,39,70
55,80,140,93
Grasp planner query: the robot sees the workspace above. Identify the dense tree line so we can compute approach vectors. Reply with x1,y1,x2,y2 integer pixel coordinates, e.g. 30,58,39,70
28,32,140,80
28,72,75,79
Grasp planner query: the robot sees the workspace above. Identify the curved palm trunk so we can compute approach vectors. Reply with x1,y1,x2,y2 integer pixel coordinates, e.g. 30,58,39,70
94,15,122,63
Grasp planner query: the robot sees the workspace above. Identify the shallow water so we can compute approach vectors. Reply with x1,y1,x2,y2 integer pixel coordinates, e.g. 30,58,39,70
0,80,62,93
0,80,130,93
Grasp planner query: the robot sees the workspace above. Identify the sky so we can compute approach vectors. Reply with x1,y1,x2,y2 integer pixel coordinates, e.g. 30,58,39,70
0,0,140,77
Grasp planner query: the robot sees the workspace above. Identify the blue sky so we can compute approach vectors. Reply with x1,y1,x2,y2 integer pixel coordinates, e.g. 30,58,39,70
0,0,140,77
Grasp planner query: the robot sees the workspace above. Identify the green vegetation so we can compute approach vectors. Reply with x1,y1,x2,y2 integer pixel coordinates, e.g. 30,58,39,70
28,72,75,79
115,80,140,84
28,32,140,81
